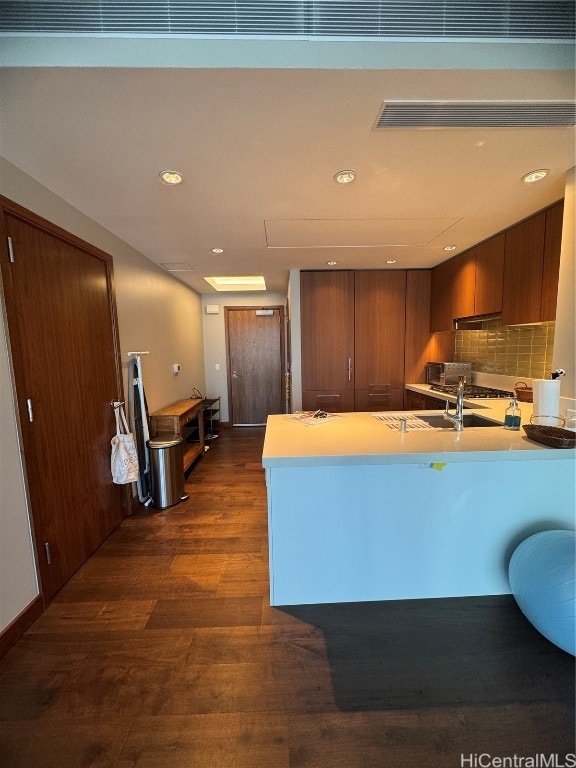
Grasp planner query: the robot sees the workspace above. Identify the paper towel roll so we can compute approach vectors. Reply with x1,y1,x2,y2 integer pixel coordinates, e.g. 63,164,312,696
532,379,561,426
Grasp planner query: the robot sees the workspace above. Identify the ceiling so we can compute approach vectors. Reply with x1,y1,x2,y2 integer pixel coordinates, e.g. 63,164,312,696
0,41,574,295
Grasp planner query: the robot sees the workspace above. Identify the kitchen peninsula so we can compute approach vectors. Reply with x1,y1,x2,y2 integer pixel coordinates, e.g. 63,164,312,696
262,403,575,606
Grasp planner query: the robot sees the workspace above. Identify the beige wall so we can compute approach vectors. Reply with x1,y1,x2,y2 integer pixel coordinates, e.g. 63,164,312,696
0,305,39,629
201,293,288,423
552,167,575,402
0,159,205,632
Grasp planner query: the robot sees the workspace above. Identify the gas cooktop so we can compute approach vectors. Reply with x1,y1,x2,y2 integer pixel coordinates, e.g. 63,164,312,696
430,384,513,399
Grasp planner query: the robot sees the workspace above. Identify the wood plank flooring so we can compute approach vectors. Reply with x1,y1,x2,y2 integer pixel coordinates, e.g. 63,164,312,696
0,427,574,767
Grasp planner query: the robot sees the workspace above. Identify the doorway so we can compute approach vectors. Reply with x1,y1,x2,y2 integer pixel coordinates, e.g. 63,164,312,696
225,306,286,426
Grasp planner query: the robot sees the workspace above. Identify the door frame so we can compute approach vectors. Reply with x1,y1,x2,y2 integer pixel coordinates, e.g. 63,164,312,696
0,195,128,606
224,305,286,426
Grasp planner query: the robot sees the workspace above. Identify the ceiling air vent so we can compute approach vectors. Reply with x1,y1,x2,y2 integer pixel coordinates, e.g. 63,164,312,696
0,1,573,39
376,102,576,129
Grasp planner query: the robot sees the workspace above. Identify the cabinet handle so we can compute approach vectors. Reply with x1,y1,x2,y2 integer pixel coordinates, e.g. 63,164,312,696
317,393,339,399
348,358,353,382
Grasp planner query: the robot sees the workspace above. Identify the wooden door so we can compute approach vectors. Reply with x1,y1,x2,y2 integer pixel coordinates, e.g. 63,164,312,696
474,234,504,317
300,271,355,412
226,307,285,426
0,203,127,602
502,212,546,325
354,270,406,411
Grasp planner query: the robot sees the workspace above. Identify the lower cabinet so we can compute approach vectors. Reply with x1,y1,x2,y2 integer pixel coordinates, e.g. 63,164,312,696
405,390,445,411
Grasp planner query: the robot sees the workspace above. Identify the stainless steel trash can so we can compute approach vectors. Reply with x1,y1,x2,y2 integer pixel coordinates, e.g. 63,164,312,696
147,434,187,509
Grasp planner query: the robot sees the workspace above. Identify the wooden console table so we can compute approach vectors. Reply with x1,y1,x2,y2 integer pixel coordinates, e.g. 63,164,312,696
149,398,205,473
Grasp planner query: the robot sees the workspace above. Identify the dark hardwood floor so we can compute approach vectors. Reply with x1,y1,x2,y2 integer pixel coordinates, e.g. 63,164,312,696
0,427,574,767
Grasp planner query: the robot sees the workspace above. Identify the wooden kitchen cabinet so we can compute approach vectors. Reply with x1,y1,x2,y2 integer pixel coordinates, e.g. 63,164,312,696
301,270,355,412
354,270,406,412
452,249,476,319
474,233,505,317
430,258,454,332
405,390,445,411
541,200,564,321
502,211,546,326
301,269,412,412
452,233,504,320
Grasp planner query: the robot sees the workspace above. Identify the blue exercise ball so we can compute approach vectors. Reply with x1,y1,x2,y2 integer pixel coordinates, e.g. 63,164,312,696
509,529,576,656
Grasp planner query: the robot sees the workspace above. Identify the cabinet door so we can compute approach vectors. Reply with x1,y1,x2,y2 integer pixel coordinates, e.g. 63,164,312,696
452,249,476,319
354,270,406,395
474,233,504,317
301,271,355,394
540,200,564,321
430,258,455,332
502,212,546,325
405,270,433,384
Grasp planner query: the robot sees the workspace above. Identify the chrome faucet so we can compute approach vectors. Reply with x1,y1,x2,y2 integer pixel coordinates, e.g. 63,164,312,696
443,375,466,431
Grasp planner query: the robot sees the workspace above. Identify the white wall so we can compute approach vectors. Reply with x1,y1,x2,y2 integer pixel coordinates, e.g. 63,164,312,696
0,158,205,632
202,292,287,423
552,167,576,406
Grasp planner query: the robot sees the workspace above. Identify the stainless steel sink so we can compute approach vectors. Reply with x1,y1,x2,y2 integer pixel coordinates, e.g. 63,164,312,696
415,413,502,429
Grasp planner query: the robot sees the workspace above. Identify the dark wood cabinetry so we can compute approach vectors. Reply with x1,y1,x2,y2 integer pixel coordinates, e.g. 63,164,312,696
502,211,547,326
405,390,445,411
431,200,562,329
301,270,355,412
354,270,406,412
430,258,454,332
474,234,505,316
301,270,421,412
541,200,564,321
452,249,476,319
453,234,505,319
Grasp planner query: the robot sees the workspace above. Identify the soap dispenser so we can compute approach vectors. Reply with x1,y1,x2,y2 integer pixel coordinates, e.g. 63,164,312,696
504,395,521,431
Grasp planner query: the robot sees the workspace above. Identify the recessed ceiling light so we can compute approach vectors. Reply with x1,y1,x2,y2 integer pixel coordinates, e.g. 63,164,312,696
159,170,184,185
334,170,356,184
386,259,397,264
327,261,338,266
444,245,457,252
204,276,266,292
522,169,549,184
211,248,224,254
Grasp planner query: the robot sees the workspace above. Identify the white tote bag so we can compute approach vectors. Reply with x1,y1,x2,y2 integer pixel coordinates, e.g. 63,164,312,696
111,405,140,484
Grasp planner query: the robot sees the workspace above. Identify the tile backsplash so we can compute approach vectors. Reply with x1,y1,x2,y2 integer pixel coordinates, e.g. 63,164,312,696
455,320,555,380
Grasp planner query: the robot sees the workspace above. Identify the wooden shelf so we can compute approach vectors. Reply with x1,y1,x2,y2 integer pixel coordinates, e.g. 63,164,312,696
149,398,205,474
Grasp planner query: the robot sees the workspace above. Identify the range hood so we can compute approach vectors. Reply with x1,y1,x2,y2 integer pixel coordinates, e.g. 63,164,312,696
454,314,502,330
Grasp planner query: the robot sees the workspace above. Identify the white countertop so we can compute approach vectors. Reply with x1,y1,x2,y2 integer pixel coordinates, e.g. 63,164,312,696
263,391,574,468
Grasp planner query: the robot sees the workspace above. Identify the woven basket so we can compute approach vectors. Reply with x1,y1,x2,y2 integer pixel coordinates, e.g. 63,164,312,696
523,424,575,449
514,381,533,403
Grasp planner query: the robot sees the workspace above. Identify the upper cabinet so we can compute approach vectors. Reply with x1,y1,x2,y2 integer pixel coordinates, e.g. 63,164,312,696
430,200,562,329
452,249,476,319
452,234,504,320
473,234,505,317
502,211,547,326
541,200,564,322
502,201,563,326
430,258,455,332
